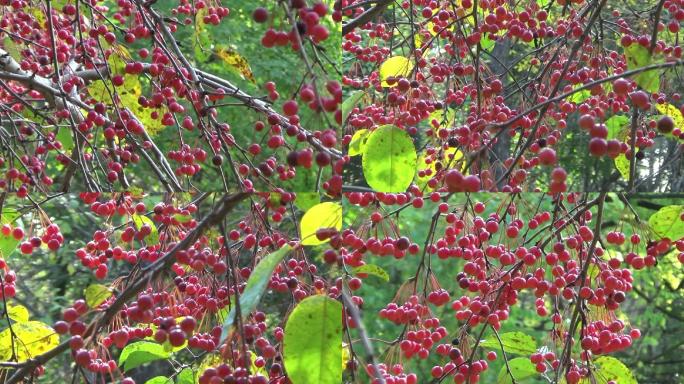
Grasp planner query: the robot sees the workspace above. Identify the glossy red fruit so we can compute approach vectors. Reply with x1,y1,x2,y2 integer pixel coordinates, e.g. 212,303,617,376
657,115,674,133
588,137,607,156
612,78,630,95
629,91,649,109
538,148,557,165
253,7,269,23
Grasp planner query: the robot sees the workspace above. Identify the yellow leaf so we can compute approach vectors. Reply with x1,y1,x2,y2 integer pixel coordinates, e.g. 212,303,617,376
300,202,342,246
0,321,59,361
342,342,350,372
6,303,29,323
215,46,255,83
379,56,414,87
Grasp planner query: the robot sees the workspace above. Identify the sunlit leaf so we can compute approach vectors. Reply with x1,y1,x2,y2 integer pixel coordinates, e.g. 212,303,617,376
0,321,59,361
84,284,113,308
648,205,684,240
479,332,537,356
119,341,171,371
6,303,29,323
362,125,417,192
0,231,20,259
624,44,660,93
300,202,342,246
214,45,255,83
283,295,343,384
379,56,414,87
497,357,537,384
353,264,390,282
348,129,370,156
131,214,160,245
614,154,631,180
605,115,629,140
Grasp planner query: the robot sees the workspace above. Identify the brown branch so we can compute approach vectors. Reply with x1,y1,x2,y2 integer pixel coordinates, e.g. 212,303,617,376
342,0,394,36
649,0,667,54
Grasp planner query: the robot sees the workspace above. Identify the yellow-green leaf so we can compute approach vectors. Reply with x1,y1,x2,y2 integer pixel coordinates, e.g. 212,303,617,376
362,125,417,192
84,284,113,308
348,129,370,156
0,321,59,361
283,295,343,384
497,357,537,384
342,91,365,124
624,44,660,93
648,205,684,240
300,202,342,246
379,56,414,87
131,214,160,245
614,154,631,180
353,264,389,282
294,192,320,213
588,356,637,384
479,331,537,355
605,115,629,140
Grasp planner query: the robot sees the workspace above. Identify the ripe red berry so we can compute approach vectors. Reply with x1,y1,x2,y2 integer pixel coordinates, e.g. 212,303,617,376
588,137,607,157
629,91,649,109
657,115,674,133
612,78,630,95
538,148,557,166
253,7,269,23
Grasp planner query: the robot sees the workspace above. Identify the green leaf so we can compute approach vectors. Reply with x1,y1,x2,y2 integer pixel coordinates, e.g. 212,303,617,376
173,213,192,224
84,284,113,308
605,115,630,140
219,245,293,343
348,129,370,156
591,356,637,384
497,357,537,384
648,205,684,240
131,214,160,245
119,341,171,371
568,87,591,104
294,192,320,213
144,377,172,384
55,127,74,153
6,303,29,323
362,125,417,192
479,332,537,356
177,368,195,384
0,208,20,224
614,154,631,180
624,44,660,93
300,202,342,246
283,295,343,384
342,91,365,124
480,34,495,52
0,321,59,361
0,232,20,259
353,264,389,282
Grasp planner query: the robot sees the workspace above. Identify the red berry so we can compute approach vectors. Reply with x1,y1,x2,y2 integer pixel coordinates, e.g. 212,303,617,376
253,7,269,23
